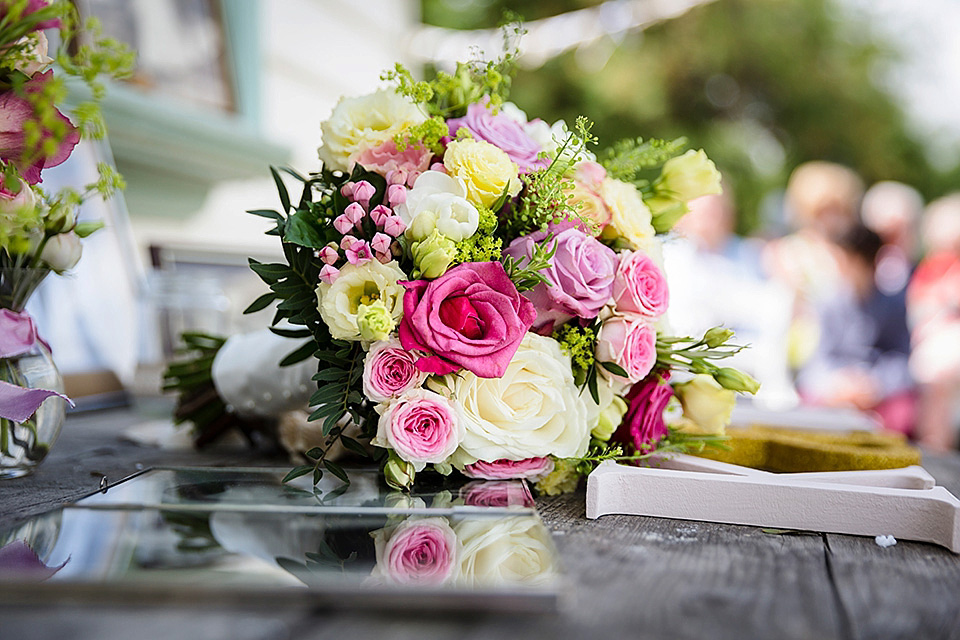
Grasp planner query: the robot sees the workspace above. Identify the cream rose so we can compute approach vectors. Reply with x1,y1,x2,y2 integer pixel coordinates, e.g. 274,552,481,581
443,138,521,209
654,149,722,204
599,177,656,250
316,259,406,341
673,374,736,435
441,333,590,463
318,89,428,173
454,516,558,587
395,170,479,242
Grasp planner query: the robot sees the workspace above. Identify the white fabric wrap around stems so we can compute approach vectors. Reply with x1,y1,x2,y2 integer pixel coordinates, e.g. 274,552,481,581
211,329,316,418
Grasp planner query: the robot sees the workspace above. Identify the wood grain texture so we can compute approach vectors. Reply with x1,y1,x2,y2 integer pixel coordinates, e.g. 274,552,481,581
2,408,960,640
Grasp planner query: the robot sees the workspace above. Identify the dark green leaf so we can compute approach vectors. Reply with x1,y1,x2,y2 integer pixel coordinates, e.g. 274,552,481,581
247,208,284,221
271,166,292,213
284,210,327,249
282,465,313,483
280,166,307,182
279,340,318,367
599,361,629,378
304,447,325,460
243,292,277,314
340,436,369,457
588,367,600,405
323,460,350,483
269,327,313,339
313,467,323,485
313,368,346,382
323,411,344,435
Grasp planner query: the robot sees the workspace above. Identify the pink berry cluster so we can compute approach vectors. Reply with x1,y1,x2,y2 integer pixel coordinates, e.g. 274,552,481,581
317,180,409,284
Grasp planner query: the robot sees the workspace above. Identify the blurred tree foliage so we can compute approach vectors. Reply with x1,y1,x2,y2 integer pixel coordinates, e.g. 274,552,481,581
423,0,960,234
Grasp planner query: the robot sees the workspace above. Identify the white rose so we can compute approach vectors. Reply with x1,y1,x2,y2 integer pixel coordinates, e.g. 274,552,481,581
442,333,590,463
673,374,736,435
395,170,479,242
318,89,428,172
455,516,558,587
599,177,656,250
40,232,82,273
316,259,405,341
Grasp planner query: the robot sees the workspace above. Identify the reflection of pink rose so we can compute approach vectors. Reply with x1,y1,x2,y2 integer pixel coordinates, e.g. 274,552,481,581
613,372,672,452
595,315,657,383
362,339,426,403
612,250,669,318
398,262,537,378
460,480,536,508
354,138,433,187
0,540,67,581
375,390,462,469
380,519,458,585
504,224,618,332
447,102,546,172
0,71,79,184
462,457,554,481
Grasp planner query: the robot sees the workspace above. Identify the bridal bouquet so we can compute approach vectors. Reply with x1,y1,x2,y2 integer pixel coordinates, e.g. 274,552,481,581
245,50,758,492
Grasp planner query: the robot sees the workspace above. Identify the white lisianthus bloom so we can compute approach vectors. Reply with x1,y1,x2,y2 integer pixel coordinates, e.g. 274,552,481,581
673,374,736,435
454,516,558,587
441,332,590,463
599,177,656,250
654,149,723,204
40,231,82,273
395,170,479,242
316,260,406,341
318,89,428,173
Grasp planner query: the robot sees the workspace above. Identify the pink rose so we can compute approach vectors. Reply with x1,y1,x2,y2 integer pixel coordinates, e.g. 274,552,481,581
362,339,427,403
0,309,40,358
0,71,79,184
355,139,433,187
462,457,555,481
459,480,536,508
568,162,612,229
374,389,463,469
376,518,458,585
398,262,537,378
447,102,547,172
613,372,672,452
503,223,618,332
612,250,669,318
595,315,657,383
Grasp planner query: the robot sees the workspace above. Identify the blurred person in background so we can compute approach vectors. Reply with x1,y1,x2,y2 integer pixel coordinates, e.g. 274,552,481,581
908,194,960,450
797,224,914,435
762,161,864,372
861,181,924,296
664,189,797,408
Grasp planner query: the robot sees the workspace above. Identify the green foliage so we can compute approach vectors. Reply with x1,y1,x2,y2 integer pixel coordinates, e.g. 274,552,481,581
499,232,556,292
656,327,759,393
552,323,596,380
454,205,503,263
564,428,730,477
600,136,688,187
438,0,960,233
394,115,448,155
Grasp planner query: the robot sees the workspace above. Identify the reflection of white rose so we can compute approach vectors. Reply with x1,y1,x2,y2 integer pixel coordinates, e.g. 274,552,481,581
454,516,557,587
316,260,405,341
395,170,479,242
673,374,736,435
318,89,428,172
443,333,590,463
599,178,656,250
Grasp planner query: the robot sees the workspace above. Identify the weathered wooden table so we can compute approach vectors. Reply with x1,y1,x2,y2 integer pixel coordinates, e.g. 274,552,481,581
2,408,959,640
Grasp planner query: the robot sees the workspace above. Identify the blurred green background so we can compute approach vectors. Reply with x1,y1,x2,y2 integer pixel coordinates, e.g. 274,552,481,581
422,0,960,235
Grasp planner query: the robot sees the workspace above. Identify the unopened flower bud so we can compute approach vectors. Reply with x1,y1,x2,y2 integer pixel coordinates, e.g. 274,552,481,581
714,367,760,394
703,327,734,348
384,452,415,491
412,230,457,279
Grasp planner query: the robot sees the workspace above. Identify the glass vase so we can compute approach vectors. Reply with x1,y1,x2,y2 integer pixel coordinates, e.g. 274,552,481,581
0,343,66,479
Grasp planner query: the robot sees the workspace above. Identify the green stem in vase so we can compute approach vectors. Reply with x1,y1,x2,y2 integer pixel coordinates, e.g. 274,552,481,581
0,418,9,457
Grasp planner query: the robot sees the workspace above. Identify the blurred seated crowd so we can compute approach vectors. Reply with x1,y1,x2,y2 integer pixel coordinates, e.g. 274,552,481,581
665,161,960,451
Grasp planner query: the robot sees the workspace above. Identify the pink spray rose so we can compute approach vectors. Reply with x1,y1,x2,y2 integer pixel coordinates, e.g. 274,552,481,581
354,138,433,187
595,315,657,384
462,457,555,481
503,223,618,333
398,261,537,378
460,480,536,509
374,518,458,585
374,389,463,470
362,338,427,403
611,250,669,318
447,102,546,172
0,70,79,184
567,161,612,229
613,372,672,452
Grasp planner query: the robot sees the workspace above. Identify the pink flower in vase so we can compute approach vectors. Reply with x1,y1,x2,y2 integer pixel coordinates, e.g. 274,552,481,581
374,517,458,585
355,139,433,186
345,240,373,265
612,250,669,318
344,202,366,226
369,204,392,228
373,389,463,469
613,372,672,453
361,338,426,403
387,184,407,207
447,102,547,172
382,215,407,238
351,180,376,208
333,214,354,235
318,244,340,265
595,314,657,384
319,264,340,284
